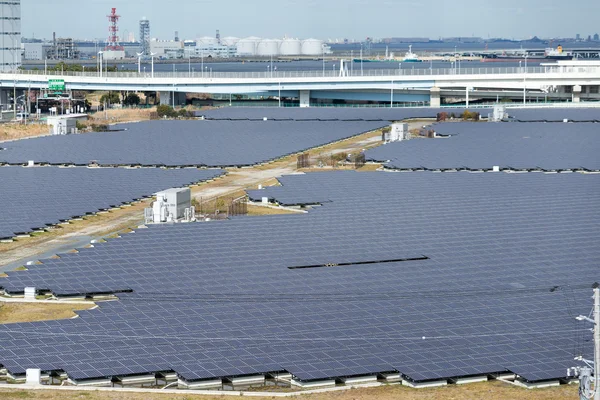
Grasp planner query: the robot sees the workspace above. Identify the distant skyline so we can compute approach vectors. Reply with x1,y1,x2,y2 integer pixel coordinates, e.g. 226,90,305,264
22,0,598,41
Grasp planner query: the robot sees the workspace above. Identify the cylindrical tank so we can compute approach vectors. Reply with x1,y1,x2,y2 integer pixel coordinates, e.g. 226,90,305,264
197,36,218,46
256,39,280,56
221,36,240,46
279,38,302,55
236,36,260,56
302,38,324,56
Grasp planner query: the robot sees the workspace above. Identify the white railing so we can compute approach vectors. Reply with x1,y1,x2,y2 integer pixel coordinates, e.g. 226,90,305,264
3,66,599,80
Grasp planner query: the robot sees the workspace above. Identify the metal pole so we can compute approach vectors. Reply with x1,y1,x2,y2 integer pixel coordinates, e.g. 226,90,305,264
360,45,363,76
390,81,393,108
523,55,528,105
26,82,30,125
594,287,600,400
13,81,16,120
466,87,469,108
322,46,325,77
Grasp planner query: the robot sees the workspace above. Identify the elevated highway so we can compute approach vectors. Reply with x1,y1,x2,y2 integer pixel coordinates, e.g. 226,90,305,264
1,61,599,107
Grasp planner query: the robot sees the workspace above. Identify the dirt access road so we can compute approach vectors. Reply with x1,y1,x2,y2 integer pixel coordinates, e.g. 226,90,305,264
0,122,395,270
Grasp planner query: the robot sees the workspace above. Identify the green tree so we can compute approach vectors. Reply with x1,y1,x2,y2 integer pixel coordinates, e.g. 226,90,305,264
123,93,141,106
99,91,121,105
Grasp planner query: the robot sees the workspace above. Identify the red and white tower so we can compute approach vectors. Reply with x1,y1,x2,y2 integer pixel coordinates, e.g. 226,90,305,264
105,8,124,51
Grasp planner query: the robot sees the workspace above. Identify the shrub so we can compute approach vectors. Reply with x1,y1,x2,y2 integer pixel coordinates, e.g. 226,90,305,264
156,104,177,118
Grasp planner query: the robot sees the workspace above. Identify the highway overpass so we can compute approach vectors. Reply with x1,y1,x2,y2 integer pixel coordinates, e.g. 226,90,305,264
1,61,599,107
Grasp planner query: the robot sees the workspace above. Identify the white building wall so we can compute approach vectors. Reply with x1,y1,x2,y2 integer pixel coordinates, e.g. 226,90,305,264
149,40,183,57
195,44,236,58
0,0,21,71
23,42,43,60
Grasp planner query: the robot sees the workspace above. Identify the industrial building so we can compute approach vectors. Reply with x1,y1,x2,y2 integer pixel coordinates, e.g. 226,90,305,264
22,42,49,60
149,39,184,58
0,0,21,71
46,36,80,60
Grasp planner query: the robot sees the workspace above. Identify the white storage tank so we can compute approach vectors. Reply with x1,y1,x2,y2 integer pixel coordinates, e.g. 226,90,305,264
236,36,261,56
221,36,240,46
257,39,280,56
302,38,324,56
280,38,302,55
197,36,218,46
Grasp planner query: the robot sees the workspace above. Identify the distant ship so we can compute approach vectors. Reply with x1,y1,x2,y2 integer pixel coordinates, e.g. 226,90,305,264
402,45,422,63
481,45,573,62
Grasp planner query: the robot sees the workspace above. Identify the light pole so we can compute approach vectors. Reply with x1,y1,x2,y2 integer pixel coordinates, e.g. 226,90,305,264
188,50,191,77
322,44,326,77
201,50,204,78
350,50,354,75
360,44,363,76
136,52,143,74
150,52,156,78
390,80,394,108
98,51,103,78
523,54,528,105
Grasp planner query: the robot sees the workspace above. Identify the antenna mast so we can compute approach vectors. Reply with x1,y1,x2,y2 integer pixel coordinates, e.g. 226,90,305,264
106,8,124,51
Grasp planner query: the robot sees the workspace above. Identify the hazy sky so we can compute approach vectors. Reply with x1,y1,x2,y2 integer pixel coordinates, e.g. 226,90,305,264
22,0,598,41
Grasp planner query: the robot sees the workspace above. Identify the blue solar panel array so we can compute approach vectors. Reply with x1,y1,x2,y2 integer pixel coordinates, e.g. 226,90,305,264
0,121,386,167
198,107,478,121
1,171,596,384
509,108,600,122
365,122,600,171
0,167,224,239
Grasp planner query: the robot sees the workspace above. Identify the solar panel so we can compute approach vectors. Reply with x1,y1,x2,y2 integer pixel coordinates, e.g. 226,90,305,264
197,107,481,121
0,120,386,167
0,171,596,384
365,122,600,171
508,108,600,122
0,166,224,240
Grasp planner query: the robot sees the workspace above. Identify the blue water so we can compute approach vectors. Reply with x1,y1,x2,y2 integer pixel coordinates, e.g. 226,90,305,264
23,59,546,72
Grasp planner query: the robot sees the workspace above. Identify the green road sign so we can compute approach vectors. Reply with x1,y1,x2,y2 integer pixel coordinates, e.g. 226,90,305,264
48,79,65,92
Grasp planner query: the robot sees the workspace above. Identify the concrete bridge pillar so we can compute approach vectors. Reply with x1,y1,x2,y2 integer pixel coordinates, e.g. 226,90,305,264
299,90,311,108
159,91,186,107
0,87,11,113
572,85,582,103
430,87,441,108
